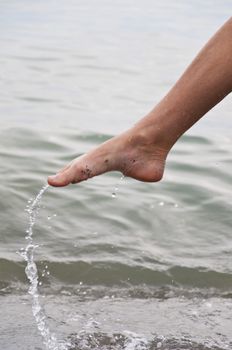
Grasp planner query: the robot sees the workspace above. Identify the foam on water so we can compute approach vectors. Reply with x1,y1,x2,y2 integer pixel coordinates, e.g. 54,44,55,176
20,184,69,350
123,331,148,350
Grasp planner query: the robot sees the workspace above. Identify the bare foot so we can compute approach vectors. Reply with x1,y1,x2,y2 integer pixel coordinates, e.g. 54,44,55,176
47,125,169,187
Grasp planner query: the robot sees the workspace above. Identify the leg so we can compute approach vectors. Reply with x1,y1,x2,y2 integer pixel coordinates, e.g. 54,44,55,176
48,17,232,187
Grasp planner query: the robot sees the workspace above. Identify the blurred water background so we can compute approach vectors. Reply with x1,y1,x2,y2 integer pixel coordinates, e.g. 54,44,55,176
0,1,232,349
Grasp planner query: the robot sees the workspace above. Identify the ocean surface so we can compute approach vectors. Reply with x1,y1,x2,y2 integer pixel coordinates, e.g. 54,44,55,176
0,1,232,349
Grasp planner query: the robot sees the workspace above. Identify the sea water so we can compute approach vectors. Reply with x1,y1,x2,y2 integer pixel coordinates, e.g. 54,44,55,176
1,0,232,349
19,181,152,350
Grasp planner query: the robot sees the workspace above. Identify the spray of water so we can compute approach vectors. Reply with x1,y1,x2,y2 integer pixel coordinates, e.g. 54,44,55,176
20,184,69,350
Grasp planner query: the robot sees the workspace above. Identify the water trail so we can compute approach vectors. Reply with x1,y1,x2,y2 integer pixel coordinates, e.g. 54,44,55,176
20,184,69,350
112,175,125,198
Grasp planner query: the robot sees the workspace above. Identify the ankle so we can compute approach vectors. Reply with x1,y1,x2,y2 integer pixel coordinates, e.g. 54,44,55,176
133,109,181,153
126,121,170,159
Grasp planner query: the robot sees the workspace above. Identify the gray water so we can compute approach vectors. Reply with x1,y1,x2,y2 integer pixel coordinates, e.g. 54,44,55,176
0,1,232,349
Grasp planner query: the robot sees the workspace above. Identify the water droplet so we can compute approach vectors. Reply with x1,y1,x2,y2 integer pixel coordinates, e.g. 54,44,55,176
111,174,125,198
159,201,164,206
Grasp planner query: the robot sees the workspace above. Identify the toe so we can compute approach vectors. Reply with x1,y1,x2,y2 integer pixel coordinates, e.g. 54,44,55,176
48,169,74,187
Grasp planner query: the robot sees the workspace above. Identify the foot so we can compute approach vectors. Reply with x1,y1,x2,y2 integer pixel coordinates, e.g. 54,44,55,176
47,125,169,187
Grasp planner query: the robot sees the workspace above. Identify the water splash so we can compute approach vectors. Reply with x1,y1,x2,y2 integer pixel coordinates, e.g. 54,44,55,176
123,331,148,350
20,184,69,350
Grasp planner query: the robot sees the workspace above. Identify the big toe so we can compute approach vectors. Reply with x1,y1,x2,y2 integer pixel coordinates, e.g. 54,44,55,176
48,169,74,187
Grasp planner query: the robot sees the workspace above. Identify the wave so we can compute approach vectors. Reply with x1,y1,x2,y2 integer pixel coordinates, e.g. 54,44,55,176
1,258,232,294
